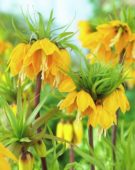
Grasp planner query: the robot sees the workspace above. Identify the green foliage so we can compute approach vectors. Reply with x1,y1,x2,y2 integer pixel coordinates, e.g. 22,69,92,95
12,10,76,49
68,59,127,100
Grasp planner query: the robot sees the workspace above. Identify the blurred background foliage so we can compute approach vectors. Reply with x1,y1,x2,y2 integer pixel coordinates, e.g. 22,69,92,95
0,0,135,170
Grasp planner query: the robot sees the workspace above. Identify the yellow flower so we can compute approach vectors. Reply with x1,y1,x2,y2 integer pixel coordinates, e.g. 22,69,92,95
78,21,92,44
63,122,73,148
73,119,83,144
9,39,71,88
59,90,96,115
83,20,131,64
19,152,34,170
56,120,83,146
9,43,31,76
88,85,130,130
0,143,17,170
44,48,71,87
23,38,60,79
97,20,131,53
89,103,116,129
56,120,64,143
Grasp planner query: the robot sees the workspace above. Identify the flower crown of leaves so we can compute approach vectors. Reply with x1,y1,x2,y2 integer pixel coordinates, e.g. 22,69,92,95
12,10,76,49
68,58,128,100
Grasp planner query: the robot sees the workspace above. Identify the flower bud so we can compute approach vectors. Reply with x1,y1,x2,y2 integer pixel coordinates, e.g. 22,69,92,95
56,120,64,143
63,121,73,148
73,120,83,144
34,140,46,157
19,151,34,170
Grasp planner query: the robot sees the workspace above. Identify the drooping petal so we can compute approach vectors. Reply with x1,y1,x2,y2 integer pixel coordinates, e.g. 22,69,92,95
58,78,76,92
23,40,42,66
77,90,96,112
103,91,119,114
117,89,130,113
57,49,71,70
82,107,93,116
59,91,77,109
40,39,60,55
88,109,98,127
9,43,30,76
98,105,114,129
66,101,77,113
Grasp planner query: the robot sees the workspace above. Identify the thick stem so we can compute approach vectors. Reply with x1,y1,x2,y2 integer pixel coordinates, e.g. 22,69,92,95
112,111,119,170
112,48,125,170
88,125,95,170
35,72,47,170
69,146,75,170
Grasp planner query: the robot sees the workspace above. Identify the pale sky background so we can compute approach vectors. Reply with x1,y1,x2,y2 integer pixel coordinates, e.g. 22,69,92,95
0,0,93,31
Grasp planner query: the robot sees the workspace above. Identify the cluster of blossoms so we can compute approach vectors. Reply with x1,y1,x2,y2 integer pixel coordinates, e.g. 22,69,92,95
58,62,129,130
79,20,135,64
56,119,83,147
9,39,71,88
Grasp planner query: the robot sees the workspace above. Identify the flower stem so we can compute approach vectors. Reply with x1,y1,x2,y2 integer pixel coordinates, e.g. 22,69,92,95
88,125,95,170
35,72,47,170
112,48,126,170
69,146,74,170
112,111,119,170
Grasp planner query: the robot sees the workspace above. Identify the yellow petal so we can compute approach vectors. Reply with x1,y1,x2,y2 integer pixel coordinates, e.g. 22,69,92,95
88,109,98,127
56,121,64,140
82,107,92,116
9,43,30,76
59,91,77,109
40,38,60,55
103,91,119,114
0,156,11,170
66,101,76,113
24,40,42,66
25,64,35,79
0,143,17,162
117,89,130,113
98,105,114,129
58,78,76,92
77,90,96,112
58,49,71,71
73,119,83,144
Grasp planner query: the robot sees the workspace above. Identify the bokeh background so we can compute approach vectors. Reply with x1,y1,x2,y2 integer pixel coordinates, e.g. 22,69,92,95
1,0,135,170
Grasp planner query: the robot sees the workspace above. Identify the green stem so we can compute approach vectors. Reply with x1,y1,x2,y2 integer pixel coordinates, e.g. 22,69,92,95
35,72,47,170
112,111,119,170
112,48,126,170
88,125,95,170
69,146,75,170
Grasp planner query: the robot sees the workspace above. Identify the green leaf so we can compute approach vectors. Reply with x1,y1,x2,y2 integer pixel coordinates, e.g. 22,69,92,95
26,95,49,126
19,137,31,143
38,12,45,38
0,97,18,136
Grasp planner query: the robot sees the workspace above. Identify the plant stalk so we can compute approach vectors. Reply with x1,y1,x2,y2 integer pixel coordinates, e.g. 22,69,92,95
35,72,47,170
69,146,75,170
112,48,126,170
88,125,95,170
112,111,119,170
